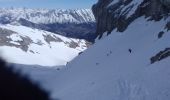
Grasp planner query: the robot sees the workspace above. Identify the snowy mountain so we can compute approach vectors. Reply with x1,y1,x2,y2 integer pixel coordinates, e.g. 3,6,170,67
0,8,95,24
0,8,97,42
13,0,170,100
0,24,89,66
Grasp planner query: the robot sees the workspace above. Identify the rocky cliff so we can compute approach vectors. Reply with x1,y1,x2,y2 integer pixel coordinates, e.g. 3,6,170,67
92,0,170,38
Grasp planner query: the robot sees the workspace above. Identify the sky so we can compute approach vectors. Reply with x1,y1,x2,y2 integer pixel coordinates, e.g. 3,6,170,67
0,0,97,9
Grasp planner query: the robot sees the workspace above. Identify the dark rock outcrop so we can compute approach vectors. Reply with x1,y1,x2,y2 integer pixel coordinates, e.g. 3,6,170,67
160,0,170,8
92,0,170,38
0,28,33,52
150,48,170,64
158,31,165,39
43,34,63,44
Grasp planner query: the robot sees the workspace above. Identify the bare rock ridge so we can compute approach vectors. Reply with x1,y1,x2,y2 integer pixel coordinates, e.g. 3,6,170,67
0,28,32,52
92,0,170,38
151,48,170,64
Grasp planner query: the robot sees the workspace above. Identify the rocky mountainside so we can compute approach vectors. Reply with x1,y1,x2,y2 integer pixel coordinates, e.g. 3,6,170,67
0,24,89,66
92,0,170,38
92,0,170,65
0,8,96,42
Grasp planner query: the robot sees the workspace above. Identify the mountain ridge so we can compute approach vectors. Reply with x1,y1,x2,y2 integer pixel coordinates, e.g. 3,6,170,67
0,8,95,24
0,8,97,42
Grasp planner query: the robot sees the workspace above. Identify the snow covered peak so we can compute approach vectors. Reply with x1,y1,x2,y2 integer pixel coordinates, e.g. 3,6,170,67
0,8,95,24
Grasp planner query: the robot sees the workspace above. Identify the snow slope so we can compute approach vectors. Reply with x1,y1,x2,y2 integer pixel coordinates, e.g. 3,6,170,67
0,24,88,66
0,8,95,24
16,16,170,100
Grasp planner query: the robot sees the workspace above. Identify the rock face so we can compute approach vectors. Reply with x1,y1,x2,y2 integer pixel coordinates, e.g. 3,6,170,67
0,28,33,52
160,0,170,8
92,0,170,38
151,48,170,64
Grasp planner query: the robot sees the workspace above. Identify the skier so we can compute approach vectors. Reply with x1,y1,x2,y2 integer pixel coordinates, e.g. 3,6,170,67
129,49,132,53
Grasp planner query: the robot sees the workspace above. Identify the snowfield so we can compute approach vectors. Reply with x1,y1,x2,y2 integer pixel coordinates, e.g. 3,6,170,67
14,17,170,100
0,24,88,66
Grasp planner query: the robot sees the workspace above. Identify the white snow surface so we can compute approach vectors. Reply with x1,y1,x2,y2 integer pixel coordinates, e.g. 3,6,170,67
0,24,87,66
0,8,95,24
14,16,170,100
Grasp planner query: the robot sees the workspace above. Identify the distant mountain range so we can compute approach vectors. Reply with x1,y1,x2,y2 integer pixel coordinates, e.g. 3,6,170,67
0,8,97,42
0,8,95,24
